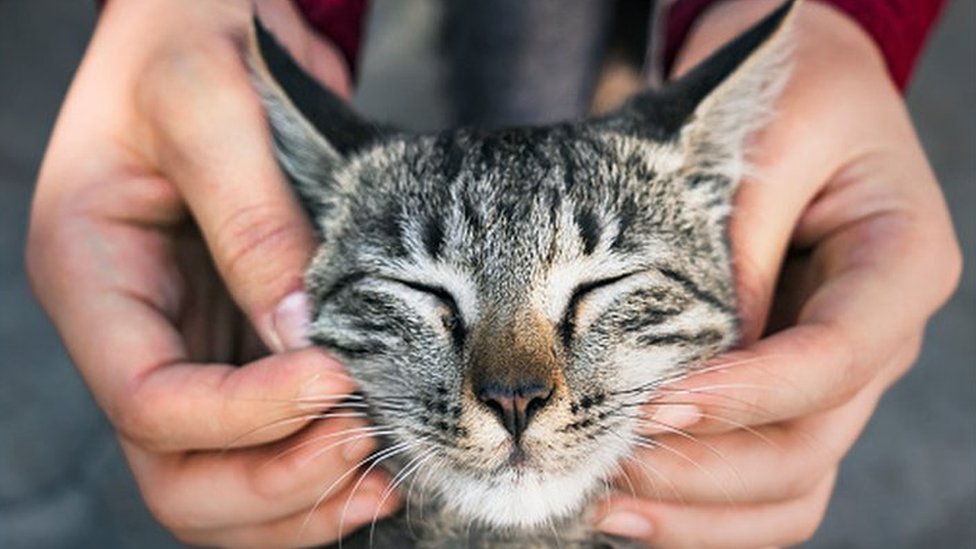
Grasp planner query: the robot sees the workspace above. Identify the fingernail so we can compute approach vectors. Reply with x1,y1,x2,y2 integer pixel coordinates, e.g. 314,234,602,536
272,291,311,351
597,511,654,538
645,404,701,434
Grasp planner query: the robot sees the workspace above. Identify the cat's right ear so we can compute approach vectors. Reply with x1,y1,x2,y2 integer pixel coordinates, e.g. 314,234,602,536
248,16,382,234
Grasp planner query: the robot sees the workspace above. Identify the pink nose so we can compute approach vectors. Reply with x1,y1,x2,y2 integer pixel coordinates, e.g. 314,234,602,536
476,383,554,442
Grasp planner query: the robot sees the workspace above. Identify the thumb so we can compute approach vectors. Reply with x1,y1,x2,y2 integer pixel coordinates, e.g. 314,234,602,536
147,58,317,352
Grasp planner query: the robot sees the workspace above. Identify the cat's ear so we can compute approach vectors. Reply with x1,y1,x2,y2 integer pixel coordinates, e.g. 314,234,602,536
248,16,382,234
614,0,798,168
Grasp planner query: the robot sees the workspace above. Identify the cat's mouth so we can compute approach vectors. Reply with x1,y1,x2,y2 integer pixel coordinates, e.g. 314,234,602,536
504,446,529,468
430,431,632,529
438,453,617,529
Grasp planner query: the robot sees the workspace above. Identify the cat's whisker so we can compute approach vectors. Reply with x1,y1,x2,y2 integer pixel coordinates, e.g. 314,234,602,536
649,382,777,396
220,410,371,453
330,440,417,548
617,456,657,501
295,401,372,411
671,352,802,379
405,453,442,542
414,453,446,534
628,434,736,505
631,420,747,496
610,462,639,499
613,405,769,455
545,514,563,549
368,445,437,548
299,439,412,544
357,394,417,403
607,354,802,400
605,429,681,502
665,411,782,451
620,452,684,504
260,426,392,472
236,392,363,405
615,383,782,423
615,399,759,424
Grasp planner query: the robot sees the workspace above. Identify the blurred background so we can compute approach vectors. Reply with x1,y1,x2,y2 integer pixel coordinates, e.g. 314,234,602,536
0,1,972,547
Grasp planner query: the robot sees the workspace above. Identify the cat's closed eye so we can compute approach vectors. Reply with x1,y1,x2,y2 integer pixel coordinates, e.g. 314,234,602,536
385,279,466,346
560,270,646,346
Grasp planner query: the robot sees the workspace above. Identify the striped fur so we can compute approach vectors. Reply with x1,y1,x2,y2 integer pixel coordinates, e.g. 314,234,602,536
250,1,796,547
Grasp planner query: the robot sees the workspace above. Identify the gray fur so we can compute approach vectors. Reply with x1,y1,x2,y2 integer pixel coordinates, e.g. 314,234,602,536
249,2,796,547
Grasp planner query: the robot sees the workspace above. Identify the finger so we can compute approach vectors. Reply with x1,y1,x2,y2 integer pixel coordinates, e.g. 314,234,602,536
27,215,347,452
596,472,836,549
127,415,391,530
643,324,860,435
141,50,318,351
623,361,894,505
119,348,357,452
178,467,401,549
683,1,894,342
646,209,946,434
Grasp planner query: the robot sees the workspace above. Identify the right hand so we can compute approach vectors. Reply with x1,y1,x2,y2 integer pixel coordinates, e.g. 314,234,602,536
26,1,398,546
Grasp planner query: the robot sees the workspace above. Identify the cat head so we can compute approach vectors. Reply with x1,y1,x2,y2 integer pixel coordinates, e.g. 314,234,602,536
250,0,795,530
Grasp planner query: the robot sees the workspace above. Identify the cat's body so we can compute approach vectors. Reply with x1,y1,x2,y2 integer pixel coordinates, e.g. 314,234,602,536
249,2,796,547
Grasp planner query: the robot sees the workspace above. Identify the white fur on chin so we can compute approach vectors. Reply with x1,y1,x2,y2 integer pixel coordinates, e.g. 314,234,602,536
436,438,629,529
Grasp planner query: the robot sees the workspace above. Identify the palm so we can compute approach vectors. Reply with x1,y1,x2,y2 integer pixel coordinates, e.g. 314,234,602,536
170,224,266,364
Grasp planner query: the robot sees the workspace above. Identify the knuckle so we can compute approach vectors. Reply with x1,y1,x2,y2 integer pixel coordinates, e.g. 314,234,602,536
113,401,154,445
784,481,833,546
817,324,862,405
786,509,825,546
139,38,245,113
23,209,74,307
140,482,187,531
774,455,825,501
213,203,307,286
113,386,169,451
245,456,294,501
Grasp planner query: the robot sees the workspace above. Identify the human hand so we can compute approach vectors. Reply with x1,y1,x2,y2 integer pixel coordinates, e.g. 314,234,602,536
26,0,397,546
594,2,962,547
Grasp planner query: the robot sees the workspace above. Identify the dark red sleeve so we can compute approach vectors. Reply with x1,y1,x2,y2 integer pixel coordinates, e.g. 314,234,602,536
294,0,368,77
663,0,946,91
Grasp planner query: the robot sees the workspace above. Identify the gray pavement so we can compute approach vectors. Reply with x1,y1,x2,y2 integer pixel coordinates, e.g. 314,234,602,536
1,1,973,548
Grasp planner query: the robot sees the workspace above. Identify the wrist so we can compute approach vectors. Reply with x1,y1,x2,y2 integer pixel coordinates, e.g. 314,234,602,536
672,0,889,89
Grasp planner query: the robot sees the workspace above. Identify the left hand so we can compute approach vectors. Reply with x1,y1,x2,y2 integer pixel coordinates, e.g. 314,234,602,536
593,2,961,547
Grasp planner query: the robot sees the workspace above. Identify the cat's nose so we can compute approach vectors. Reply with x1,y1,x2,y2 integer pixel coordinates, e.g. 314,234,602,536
477,383,554,442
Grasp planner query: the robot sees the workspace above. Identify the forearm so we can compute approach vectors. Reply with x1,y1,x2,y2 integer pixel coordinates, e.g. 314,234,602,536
665,0,946,90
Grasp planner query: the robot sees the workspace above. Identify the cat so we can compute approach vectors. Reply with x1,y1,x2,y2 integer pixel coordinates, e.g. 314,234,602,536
248,1,795,547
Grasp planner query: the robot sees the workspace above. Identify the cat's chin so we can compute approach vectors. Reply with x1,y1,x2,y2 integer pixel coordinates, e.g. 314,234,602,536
445,468,593,528
435,452,616,529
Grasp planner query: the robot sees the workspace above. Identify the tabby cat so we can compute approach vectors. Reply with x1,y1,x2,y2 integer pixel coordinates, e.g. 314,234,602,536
249,1,795,546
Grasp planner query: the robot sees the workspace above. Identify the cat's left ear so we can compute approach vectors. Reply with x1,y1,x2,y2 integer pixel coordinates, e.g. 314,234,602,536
612,0,799,168
248,16,384,236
